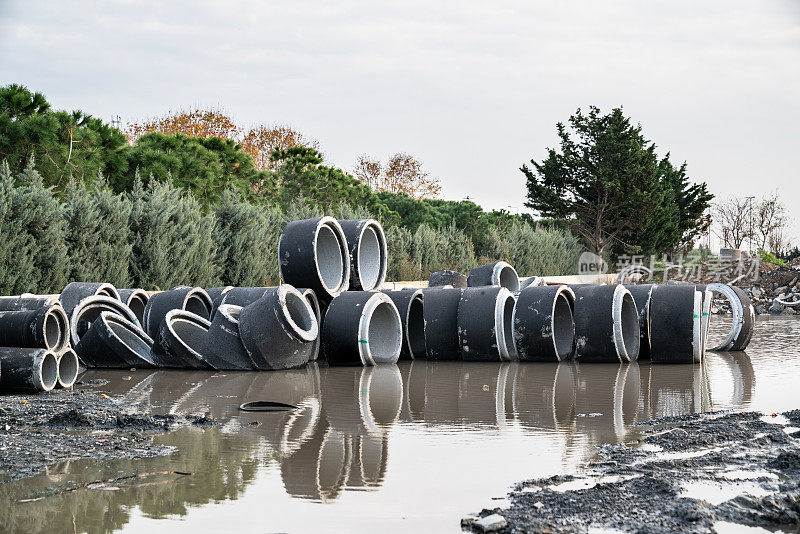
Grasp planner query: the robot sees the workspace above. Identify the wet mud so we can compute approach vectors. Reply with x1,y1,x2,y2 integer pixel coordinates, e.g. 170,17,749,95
466,409,800,533
0,378,214,482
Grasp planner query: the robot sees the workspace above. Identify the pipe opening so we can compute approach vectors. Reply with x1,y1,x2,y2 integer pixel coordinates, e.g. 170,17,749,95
365,301,402,364
497,265,520,292
219,304,241,322
406,295,426,358
283,289,317,340
358,226,382,290
619,293,640,359
185,295,211,319
57,350,79,388
500,294,516,359
43,311,62,351
170,318,207,353
553,293,575,360
316,224,345,292
40,352,58,391
706,285,741,351
127,296,147,323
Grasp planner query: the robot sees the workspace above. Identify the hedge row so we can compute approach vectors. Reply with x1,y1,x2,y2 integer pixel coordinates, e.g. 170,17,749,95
0,160,583,294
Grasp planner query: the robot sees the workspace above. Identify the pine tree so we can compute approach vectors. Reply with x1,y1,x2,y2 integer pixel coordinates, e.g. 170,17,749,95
0,160,35,294
13,157,69,293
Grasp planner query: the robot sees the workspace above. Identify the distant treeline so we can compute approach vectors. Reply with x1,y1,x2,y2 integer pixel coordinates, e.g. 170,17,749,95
0,160,583,294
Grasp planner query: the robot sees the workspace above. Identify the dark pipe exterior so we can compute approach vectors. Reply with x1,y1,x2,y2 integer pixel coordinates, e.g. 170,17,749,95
624,284,655,360
278,217,350,299
153,310,212,369
0,296,57,312
0,304,68,352
338,219,388,291
219,287,274,308
59,282,120,316
118,288,149,324
421,287,464,361
75,312,157,368
457,286,516,362
143,286,212,340
239,286,317,370
381,289,425,360
206,286,234,315
570,284,640,363
69,295,138,347
467,261,520,292
199,304,255,370
514,285,576,362
649,285,701,364
0,347,58,392
298,288,322,362
428,270,467,288
730,286,755,351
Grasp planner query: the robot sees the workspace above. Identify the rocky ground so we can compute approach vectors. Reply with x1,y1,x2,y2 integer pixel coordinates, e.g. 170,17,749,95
463,410,800,533
742,259,800,315
0,378,214,482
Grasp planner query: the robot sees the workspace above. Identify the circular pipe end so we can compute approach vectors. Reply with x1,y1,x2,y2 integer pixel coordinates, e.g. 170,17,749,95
355,220,388,291
38,351,59,392
358,294,402,365
494,288,517,361
492,262,520,292
406,292,426,359
612,285,640,362
552,292,576,360
56,349,79,388
279,285,319,342
315,217,351,296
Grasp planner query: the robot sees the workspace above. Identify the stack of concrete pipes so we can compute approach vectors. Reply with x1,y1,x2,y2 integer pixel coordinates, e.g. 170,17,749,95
0,216,756,385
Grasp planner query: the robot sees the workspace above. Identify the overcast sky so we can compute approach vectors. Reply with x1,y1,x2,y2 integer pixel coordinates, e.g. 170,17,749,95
1,0,798,248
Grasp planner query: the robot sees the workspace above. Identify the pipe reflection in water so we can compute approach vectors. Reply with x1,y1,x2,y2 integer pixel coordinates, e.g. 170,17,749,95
640,359,709,419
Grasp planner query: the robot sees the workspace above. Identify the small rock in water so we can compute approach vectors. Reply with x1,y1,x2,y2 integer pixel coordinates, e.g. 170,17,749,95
769,303,784,315
755,305,767,315
474,514,507,532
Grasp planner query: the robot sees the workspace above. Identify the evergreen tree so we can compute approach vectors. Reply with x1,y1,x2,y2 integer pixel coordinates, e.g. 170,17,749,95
213,189,283,286
483,221,584,276
12,157,69,292
129,173,219,289
0,160,35,294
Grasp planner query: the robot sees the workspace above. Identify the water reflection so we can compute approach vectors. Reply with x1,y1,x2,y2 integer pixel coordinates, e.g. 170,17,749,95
0,330,767,533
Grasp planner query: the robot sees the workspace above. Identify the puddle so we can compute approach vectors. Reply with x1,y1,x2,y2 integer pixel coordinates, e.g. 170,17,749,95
0,316,798,533
680,480,773,506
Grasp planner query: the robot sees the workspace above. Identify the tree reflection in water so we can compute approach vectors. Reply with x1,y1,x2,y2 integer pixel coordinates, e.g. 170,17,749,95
0,350,756,533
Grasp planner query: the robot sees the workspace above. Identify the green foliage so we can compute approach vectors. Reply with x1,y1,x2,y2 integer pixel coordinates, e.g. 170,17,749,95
759,249,788,267
0,84,129,192
129,174,219,289
213,189,283,286
523,107,712,257
0,160,35,294
119,133,272,207
385,223,478,281
64,172,132,287
482,221,584,276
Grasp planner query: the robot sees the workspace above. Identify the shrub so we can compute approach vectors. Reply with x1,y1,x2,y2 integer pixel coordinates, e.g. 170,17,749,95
483,221,583,276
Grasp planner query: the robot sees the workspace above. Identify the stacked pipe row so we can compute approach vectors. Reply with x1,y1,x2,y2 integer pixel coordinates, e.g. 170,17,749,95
0,215,756,384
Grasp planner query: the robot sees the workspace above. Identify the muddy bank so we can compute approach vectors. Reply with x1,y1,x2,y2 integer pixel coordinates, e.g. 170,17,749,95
465,410,800,533
0,379,214,482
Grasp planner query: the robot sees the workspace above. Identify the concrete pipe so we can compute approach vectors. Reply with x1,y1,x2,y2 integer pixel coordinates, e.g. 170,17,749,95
0,304,69,353
457,286,518,362
467,261,520,292
205,286,234,316
153,310,213,369
322,291,402,366
624,284,656,360
706,283,755,352
75,312,157,368
199,304,255,371
571,284,640,362
699,287,712,358
279,216,351,299
298,288,322,362
421,287,464,360
59,282,120,316
117,288,149,325
338,219,388,291
0,296,58,312
649,285,703,364
513,285,576,362
69,295,138,347
428,270,468,288
143,286,213,340
239,285,318,370
0,347,58,392
219,287,275,308
381,289,425,360
55,348,79,389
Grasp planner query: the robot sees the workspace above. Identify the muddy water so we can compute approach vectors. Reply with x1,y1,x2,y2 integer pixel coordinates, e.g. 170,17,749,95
1,316,798,533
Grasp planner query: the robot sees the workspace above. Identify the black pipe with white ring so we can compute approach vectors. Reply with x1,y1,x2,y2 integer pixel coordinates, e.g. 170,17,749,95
0,347,59,392
570,284,640,363
467,261,520,292
513,285,576,362
381,289,426,360
624,284,655,360
457,286,518,362
338,219,388,291
421,287,464,361
143,286,213,341
648,284,703,364
118,288,149,325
